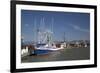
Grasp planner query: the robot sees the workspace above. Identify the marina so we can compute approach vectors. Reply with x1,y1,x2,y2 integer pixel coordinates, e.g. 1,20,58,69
21,10,90,63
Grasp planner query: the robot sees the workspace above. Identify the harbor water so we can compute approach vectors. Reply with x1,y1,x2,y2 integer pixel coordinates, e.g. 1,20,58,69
21,47,90,63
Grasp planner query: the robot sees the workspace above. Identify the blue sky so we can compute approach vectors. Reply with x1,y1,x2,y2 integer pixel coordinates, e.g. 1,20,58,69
21,10,90,42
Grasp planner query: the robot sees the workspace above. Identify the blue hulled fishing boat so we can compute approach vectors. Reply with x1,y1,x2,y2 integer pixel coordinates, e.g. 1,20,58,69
31,17,60,55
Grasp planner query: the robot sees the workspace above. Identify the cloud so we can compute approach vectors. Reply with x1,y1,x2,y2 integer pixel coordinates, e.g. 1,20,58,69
69,24,89,33
25,24,29,27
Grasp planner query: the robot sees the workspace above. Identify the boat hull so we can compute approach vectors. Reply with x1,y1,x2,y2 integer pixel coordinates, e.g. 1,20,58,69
32,49,51,55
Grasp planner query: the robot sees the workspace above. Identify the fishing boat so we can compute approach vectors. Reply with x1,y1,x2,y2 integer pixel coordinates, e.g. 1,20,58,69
31,17,61,55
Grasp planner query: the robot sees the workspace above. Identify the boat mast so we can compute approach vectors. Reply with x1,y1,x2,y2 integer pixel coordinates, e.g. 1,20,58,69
63,32,66,42
21,36,24,45
37,17,46,44
51,17,54,44
36,17,54,46
34,18,37,43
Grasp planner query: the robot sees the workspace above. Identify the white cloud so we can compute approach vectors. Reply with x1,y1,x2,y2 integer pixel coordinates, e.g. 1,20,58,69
25,24,29,27
69,24,89,33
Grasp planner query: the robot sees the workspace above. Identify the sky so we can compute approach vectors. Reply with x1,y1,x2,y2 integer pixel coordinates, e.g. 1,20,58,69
21,10,90,42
